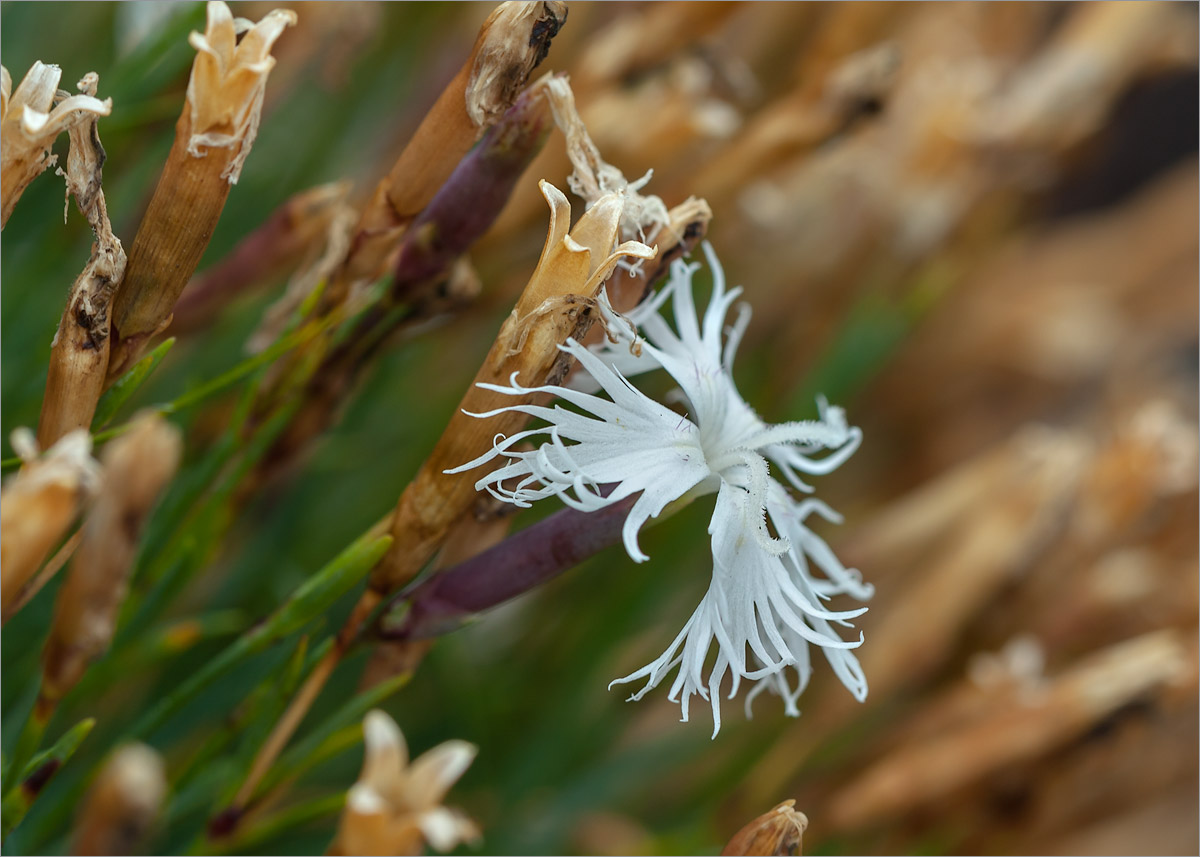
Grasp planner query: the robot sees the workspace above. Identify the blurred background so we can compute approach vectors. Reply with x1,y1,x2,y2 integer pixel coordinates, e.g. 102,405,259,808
2,2,1197,854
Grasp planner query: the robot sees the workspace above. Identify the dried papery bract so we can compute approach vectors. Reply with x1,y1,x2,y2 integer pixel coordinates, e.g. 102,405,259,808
543,74,671,241
37,73,126,448
39,413,182,716
0,429,100,609
323,0,567,308
722,800,808,856
107,1,296,379
330,710,478,856
71,743,166,856
374,181,655,594
0,61,111,228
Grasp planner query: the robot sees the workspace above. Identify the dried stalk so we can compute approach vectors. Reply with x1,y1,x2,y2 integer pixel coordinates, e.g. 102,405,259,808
0,429,100,609
39,413,182,717
36,73,125,448
107,2,296,379
256,83,554,481
322,0,568,310
0,62,110,228
171,181,352,334
825,629,1195,831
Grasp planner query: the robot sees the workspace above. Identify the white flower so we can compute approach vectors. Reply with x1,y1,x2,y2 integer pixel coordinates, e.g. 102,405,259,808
448,243,871,735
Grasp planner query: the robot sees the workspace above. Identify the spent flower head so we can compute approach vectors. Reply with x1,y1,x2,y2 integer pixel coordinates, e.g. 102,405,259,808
332,710,479,856
450,243,871,735
0,61,111,227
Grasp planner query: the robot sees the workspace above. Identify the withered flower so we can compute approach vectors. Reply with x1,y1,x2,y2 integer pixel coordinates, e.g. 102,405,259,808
71,743,167,856
331,710,478,856
0,428,100,607
40,413,182,713
0,61,111,228
722,799,808,856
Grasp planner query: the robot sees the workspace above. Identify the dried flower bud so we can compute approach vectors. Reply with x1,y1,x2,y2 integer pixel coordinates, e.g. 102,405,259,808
40,413,182,710
71,743,166,856
108,1,296,378
0,429,100,607
466,1,567,128
330,710,479,856
185,2,298,183
0,61,111,228
722,800,809,856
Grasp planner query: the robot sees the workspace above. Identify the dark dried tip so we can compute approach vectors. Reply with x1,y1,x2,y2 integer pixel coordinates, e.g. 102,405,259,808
23,758,61,798
529,2,567,66
207,806,243,839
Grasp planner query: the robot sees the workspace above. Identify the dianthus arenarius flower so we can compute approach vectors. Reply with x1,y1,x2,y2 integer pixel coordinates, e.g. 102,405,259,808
449,243,872,735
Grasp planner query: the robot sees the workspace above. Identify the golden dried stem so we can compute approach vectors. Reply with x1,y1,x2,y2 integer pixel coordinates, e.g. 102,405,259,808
374,181,655,593
722,800,808,857
40,413,182,714
0,429,99,609
0,61,111,228
37,73,125,448
107,2,296,378
70,743,166,856
323,0,567,307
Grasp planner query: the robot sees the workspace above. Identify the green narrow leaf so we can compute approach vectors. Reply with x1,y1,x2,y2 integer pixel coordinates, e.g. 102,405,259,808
92,337,176,429
0,718,95,842
127,534,392,740
257,671,411,801
204,793,345,857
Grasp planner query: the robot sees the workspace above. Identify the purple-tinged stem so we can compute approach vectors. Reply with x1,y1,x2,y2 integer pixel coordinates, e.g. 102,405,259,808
382,493,635,640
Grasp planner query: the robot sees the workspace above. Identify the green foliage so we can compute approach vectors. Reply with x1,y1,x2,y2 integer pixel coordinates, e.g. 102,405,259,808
0,4,905,855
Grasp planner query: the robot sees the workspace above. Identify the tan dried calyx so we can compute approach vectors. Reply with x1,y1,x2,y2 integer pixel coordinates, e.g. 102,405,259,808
71,743,167,856
330,710,479,856
722,799,808,856
186,2,297,183
40,413,182,713
107,1,296,379
374,181,655,593
466,1,567,128
0,429,101,609
37,72,126,448
0,61,111,228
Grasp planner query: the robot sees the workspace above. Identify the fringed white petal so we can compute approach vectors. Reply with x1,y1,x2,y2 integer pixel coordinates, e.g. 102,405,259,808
610,482,863,736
